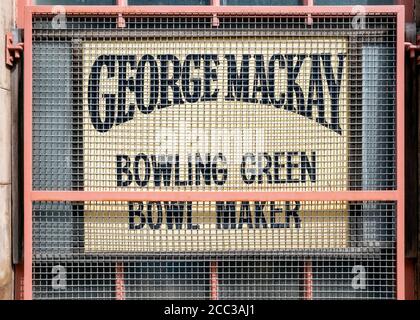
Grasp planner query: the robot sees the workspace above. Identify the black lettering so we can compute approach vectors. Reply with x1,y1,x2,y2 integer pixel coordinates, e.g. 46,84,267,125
158,54,183,108
151,155,173,187
268,54,286,108
195,153,212,186
273,152,286,184
116,154,132,187
225,54,251,101
285,201,302,228
88,55,116,133
186,202,199,230
301,151,316,183
134,153,151,187
216,201,236,229
174,154,188,186
255,202,267,228
241,153,256,184
307,54,326,125
136,55,159,114
116,55,136,125
181,54,202,103
238,202,253,229
322,53,345,134
286,152,300,183
202,54,219,101
147,202,163,230
164,202,185,230
252,54,270,104
270,202,286,228
212,153,228,186
258,153,273,184
285,54,306,114
128,202,145,230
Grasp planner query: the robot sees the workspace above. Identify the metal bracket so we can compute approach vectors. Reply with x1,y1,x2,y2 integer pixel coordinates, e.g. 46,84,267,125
211,0,220,28
304,0,314,26
306,14,313,26
5,32,24,68
405,35,420,65
212,14,220,28
117,14,126,28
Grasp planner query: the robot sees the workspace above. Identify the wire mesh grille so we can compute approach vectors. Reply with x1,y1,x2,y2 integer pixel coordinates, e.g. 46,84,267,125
32,200,396,299
31,13,398,300
32,15,396,191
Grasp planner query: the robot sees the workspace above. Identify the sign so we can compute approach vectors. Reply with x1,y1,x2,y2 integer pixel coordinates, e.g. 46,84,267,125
82,37,349,252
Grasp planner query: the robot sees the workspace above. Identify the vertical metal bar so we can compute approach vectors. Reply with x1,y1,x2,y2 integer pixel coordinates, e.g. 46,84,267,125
16,0,32,29
14,263,24,300
211,0,220,27
303,0,314,24
396,6,406,300
115,262,126,300
210,261,218,300
207,0,219,290
404,27,418,261
117,0,126,28
304,260,313,300
23,6,33,300
11,29,24,265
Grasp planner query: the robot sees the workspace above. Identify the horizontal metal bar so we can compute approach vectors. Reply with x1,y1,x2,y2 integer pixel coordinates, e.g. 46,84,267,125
28,5,404,16
30,191,399,202
32,247,390,260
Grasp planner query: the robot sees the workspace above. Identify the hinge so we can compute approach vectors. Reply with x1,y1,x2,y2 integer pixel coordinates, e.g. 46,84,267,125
5,32,24,68
405,35,420,65
212,14,220,28
117,14,126,28
211,0,220,28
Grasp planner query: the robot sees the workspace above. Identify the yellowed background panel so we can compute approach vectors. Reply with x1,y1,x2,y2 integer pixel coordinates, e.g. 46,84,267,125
82,37,349,252
84,201,348,252
82,38,348,192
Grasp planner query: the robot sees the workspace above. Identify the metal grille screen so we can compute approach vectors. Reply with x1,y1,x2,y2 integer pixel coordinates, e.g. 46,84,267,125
31,13,398,299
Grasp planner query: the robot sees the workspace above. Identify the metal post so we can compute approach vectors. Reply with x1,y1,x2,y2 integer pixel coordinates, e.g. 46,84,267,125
115,262,126,300
210,261,218,300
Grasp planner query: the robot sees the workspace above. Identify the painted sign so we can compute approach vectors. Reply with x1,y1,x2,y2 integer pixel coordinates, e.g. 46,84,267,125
82,37,349,252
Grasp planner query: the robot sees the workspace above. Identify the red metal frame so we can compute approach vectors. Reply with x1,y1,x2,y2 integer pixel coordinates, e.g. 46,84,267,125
22,4,406,15
396,5,405,300
16,0,414,26
210,261,218,300
115,262,126,300
20,3,405,300
304,260,313,300
23,7,32,300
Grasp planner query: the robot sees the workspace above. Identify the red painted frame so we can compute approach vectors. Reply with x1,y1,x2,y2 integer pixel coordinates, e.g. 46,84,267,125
19,3,405,300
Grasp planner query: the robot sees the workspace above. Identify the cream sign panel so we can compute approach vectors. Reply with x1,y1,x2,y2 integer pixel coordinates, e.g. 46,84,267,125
82,37,349,252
